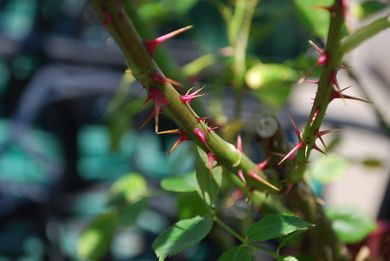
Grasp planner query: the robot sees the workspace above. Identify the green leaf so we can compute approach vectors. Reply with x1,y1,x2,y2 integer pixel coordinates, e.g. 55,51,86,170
117,197,148,227
196,147,223,208
277,256,299,261
152,216,213,261
217,245,251,261
325,205,377,244
161,171,198,192
245,63,299,90
277,228,307,252
309,154,350,184
177,192,209,220
107,173,148,206
77,211,117,261
294,0,333,38
247,214,314,242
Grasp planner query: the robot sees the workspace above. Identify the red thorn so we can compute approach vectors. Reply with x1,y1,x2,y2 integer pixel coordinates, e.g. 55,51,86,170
339,64,350,69
310,107,321,127
165,78,183,88
158,129,191,155
298,43,329,84
237,170,246,184
236,135,243,152
306,80,319,84
144,25,193,57
248,171,279,191
330,87,373,104
196,116,211,122
207,152,216,172
150,71,183,88
288,114,301,139
278,142,304,165
226,189,245,207
141,88,169,133
180,86,205,104
102,9,113,25
328,71,341,91
139,109,164,130
272,152,296,162
194,128,211,151
207,126,218,132
313,143,326,155
315,128,343,152
232,189,245,201
150,71,167,85
139,93,153,111
256,156,272,171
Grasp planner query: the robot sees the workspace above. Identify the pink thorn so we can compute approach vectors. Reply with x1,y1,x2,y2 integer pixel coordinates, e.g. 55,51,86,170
306,80,319,84
288,114,301,139
207,126,218,132
273,152,296,162
256,156,272,171
236,135,243,152
144,25,193,57
180,86,205,104
102,9,113,25
139,93,153,111
207,152,216,172
194,128,211,151
232,189,244,201
149,71,183,88
237,170,246,184
317,53,329,66
150,71,167,85
248,171,279,191
330,87,373,104
164,130,191,155
313,143,326,155
328,71,341,91
339,64,350,69
310,107,321,127
278,142,304,165
148,88,169,133
196,116,210,122
139,109,164,130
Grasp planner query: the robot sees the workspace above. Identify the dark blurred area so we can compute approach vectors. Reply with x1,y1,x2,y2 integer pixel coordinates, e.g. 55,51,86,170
0,0,139,260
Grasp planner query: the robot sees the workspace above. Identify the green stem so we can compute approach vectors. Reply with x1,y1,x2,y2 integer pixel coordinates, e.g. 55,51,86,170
213,216,277,258
89,0,278,192
341,14,390,55
290,0,346,183
230,0,258,118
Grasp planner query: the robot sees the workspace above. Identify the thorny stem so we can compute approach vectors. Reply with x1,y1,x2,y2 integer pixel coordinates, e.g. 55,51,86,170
290,0,346,183
255,115,349,261
214,216,277,258
89,0,277,192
